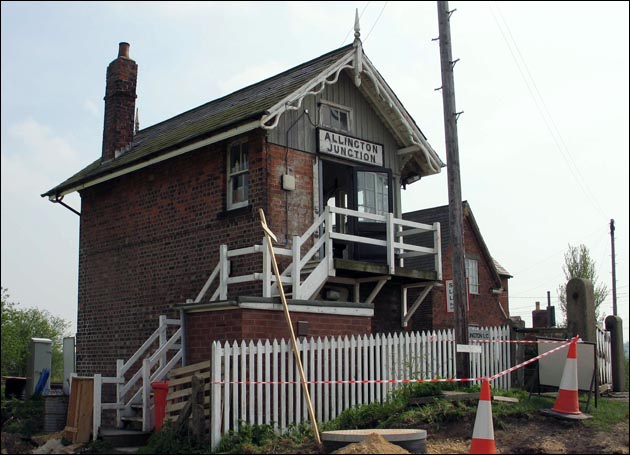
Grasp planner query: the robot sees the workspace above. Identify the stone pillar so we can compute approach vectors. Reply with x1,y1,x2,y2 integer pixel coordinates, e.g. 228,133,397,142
566,278,596,343
605,315,626,392
509,317,526,388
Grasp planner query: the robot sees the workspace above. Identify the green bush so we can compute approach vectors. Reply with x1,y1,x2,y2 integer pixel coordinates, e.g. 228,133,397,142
0,396,44,436
138,420,208,454
215,423,278,453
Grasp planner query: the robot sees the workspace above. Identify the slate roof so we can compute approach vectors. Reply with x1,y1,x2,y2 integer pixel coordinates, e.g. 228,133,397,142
402,201,512,284
43,44,357,198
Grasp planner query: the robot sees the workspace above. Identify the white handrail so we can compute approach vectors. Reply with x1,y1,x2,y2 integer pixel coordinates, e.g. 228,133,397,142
193,205,442,302
93,316,183,439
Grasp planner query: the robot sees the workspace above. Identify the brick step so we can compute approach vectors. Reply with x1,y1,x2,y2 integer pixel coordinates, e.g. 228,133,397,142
99,428,151,448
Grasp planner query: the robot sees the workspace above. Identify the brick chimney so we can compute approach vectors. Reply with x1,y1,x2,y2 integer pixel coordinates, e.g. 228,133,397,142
102,42,137,161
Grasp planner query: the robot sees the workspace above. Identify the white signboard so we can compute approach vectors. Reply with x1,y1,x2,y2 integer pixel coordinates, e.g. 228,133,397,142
469,326,491,341
456,344,482,354
445,279,470,313
318,129,383,166
538,339,595,392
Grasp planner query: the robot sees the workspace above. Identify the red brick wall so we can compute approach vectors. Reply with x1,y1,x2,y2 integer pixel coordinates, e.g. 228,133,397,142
410,217,509,332
76,132,322,376
265,143,315,244
77,133,268,375
185,308,372,364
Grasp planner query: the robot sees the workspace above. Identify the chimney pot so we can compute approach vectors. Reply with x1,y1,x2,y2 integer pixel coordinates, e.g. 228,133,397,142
118,42,130,58
535,301,540,311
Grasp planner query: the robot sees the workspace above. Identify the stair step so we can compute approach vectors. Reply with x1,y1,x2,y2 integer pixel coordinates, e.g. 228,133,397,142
99,428,151,448
121,415,144,422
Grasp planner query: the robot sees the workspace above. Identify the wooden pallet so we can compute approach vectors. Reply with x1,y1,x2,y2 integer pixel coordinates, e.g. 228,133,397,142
63,377,94,444
165,361,211,423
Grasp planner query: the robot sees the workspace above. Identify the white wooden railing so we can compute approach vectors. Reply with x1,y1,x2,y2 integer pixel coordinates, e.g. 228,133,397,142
209,325,511,450
92,315,183,438
194,206,442,303
596,326,612,388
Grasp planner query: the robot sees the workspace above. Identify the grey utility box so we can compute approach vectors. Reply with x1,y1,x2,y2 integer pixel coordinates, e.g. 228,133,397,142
26,337,52,397
63,337,76,395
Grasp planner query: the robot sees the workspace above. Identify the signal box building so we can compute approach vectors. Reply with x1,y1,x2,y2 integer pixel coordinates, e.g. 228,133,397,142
43,31,504,374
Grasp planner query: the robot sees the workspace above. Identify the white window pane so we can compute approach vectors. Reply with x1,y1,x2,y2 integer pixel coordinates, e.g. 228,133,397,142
339,112,348,131
242,145,249,170
230,147,240,174
331,109,340,129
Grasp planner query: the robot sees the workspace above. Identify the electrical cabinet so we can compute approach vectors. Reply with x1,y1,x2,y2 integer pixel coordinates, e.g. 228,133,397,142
26,337,52,396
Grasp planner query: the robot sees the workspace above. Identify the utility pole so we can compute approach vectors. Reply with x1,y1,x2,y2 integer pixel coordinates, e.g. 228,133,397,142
437,1,469,379
610,219,617,316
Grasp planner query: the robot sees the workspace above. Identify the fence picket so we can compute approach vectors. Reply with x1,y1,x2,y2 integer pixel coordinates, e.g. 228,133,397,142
323,337,330,422
280,339,287,432
256,341,263,425
264,341,271,425
224,342,231,433
272,339,279,431
207,325,511,446
231,341,239,431
316,337,323,423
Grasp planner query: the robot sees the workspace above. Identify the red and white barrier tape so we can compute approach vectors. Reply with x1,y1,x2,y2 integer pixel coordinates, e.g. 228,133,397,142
470,339,568,344
211,377,476,386
488,339,572,382
207,339,574,386
435,338,571,344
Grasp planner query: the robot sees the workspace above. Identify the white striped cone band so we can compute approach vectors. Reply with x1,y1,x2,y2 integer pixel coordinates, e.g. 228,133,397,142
558,357,578,392
472,400,494,441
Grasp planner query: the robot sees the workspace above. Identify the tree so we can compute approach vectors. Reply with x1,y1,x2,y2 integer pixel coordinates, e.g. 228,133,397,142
1,287,71,382
556,244,609,325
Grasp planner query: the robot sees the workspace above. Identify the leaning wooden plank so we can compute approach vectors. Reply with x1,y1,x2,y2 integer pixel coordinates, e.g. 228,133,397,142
166,395,210,413
167,371,210,387
168,361,211,378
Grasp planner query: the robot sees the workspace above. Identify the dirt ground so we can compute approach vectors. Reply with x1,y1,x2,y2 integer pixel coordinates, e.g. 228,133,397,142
428,418,629,454
2,411,628,454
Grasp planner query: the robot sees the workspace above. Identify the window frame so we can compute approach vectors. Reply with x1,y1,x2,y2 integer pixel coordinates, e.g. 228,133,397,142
355,170,390,222
226,139,250,210
319,100,353,134
465,258,480,295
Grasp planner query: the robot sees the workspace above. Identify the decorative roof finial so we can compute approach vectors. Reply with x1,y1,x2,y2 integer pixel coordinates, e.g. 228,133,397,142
353,8,361,46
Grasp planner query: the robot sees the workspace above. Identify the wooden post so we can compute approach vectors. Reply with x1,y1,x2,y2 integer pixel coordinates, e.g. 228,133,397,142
258,208,321,444
437,0,469,379
191,375,205,443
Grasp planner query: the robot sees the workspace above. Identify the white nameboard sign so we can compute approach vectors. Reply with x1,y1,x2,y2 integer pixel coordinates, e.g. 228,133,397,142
445,279,470,313
456,344,482,354
469,326,490,341
318,129,383,166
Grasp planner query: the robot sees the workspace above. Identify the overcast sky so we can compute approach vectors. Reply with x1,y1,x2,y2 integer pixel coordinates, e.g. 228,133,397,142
2,1,628,341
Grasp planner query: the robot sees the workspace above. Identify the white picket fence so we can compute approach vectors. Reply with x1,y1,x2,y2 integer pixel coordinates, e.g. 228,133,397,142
208,326,511,449
596,326,613,388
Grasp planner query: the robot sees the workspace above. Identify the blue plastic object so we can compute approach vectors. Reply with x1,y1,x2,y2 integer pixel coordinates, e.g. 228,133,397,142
33,368,50,396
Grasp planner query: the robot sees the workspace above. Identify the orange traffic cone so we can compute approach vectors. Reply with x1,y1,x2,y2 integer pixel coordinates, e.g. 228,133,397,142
540,336,591,420
470,379,495,454
552,336,581,414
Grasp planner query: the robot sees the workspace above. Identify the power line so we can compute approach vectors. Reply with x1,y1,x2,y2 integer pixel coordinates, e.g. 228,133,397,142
364,1,389,42
489,3,608,219
510,224,606,275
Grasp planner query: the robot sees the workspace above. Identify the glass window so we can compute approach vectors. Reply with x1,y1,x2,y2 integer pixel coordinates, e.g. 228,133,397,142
357,171,388,221
321,103,352,133
227,141,249,209
465,258,479,294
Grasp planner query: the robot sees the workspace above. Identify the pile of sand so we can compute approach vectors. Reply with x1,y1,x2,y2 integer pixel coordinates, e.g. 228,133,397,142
332,433,410,454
